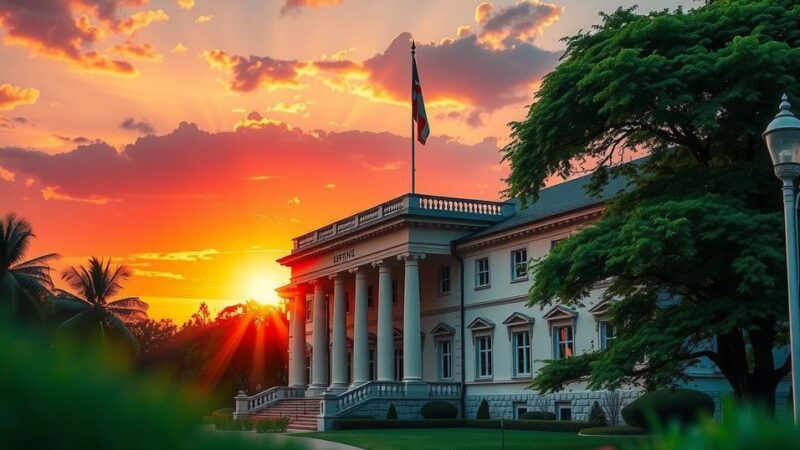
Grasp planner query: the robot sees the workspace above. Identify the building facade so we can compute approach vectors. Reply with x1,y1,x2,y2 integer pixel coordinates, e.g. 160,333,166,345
234,173,755,429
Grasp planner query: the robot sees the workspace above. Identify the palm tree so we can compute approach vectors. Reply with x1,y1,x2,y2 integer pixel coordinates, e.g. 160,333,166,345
0,213,58,319
53,257,149,348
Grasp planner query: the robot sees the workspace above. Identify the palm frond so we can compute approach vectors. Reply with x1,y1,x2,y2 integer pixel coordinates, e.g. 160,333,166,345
106,297,149,311
108,308,148,323
57,309,98,333
105,313,139,352
50,296,92,315
12,253,60,270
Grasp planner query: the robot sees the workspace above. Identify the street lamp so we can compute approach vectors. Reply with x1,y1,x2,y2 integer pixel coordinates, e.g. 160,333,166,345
764,93,800,423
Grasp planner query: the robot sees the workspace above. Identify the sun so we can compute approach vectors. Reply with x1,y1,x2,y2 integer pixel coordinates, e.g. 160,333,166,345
239,269,283,306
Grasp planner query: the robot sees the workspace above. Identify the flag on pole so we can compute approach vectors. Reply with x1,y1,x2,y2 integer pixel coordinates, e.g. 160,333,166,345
412,50,430,145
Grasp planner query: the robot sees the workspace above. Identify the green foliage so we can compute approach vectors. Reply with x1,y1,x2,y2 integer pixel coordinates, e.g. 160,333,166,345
332,419,591,433
580,426,648,435
621,389,715,429
641,401,800,450
0,320,296,450
420,400,458,419
334,419,464,430
588,401,608,427
386,403,398,420
476,399,490,419
520,411,555,420
466,419,592,433
254,417,290,433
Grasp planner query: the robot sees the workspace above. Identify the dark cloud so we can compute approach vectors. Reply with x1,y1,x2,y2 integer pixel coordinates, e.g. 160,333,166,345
202,50,304,93
120,117,155,134
281,0,343,15
476,0,563,49
53,134,100,145
0,116,30,129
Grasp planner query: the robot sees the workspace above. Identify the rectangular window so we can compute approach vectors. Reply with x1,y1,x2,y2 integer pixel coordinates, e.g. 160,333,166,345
438,265,451,295
513,402,528,420
475,257,490,288
306,299,313,323
438,340,453,380
557,402,572,421
553,326,574,359
599,321,615,349
511,248,528,281
367,286,374,309
512,330,531,376
476,335,493,378
395,348,403,381
368,348,375,381
305,354,311,384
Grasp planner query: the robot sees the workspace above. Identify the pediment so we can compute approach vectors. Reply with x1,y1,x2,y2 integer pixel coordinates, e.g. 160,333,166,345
588,300,612,317
467,317,495,331
542,305,578,322
430,322,456,336
502,312,535,327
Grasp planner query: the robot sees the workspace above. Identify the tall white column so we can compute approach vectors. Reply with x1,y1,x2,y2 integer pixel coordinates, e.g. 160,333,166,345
400,253,425,385
288,287,307,388
350,267,369,387
373,260,395,381
329,273,348,392
308,280,328,396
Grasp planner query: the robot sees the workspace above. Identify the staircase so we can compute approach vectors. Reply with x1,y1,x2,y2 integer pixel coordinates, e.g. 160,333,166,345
250,398,320,431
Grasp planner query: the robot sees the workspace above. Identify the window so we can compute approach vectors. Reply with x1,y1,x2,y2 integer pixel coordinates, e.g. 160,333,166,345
512,330,531,376
511,248,528,281
513,402,528,420
475,335,493,378
395,348,403,381
305,353,311,384
392,279,398,304
550,238,566,250
599,321,615,349
438,340,453,380
306,299,313,322
553,326,574,359
556,402,572,421
438,265,451,295
368,348,375,381
475,257,490,288
367,286,374,309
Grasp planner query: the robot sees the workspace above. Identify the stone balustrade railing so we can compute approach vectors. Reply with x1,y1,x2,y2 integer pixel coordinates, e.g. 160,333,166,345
427,382,462,398
335,381,405,412
292,194,513,251
233,386,305,418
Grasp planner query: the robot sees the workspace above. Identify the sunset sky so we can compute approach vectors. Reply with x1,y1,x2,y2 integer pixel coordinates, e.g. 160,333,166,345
0,0,691,323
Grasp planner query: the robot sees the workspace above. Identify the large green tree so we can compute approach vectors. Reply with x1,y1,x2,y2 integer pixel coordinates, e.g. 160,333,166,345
0,213,58,320
501,0,800,409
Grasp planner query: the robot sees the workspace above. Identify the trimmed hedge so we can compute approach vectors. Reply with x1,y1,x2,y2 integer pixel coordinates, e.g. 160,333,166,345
466,419,591,433
476,399,490,419
254,417,290,433
622,389,715,429
386,403,398,420
588,401,607,427
334,419,464,430
580,426,649,436
520,411,556,421
421,401,458,419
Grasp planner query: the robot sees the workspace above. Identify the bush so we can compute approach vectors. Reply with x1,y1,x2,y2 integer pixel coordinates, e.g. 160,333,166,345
240,419,254,431
466,419,591,433
622,389,715,429
421,401,458,419
476,399,490,419
580,426,649,435
255,417,290,433
588,401,607,426
386,403,398,420
334,419,464,430
520,411,555,420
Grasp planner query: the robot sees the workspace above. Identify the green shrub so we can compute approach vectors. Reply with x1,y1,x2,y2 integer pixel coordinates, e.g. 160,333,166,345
212,407,235,416
580,426,649,435
520,411,555,420
334,419,464,430
342,415,374,420
476,399,490,419
640,401,800,450
622,389,715,429
588,401,607,426
386,403,398,420
466,419,590,433
254,417,290,433
421,400,458,419
240,419,254,431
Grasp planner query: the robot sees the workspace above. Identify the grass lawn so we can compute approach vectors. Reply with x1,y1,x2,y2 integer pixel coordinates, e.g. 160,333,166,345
297,428,651,450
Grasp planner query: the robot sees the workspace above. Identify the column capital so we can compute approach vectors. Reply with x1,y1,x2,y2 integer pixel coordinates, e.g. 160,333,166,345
371,259,393,270
328,272,346,282
398,252,426,262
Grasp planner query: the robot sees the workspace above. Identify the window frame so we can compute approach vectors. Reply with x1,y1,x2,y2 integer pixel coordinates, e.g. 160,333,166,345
438,265,451,296
599,320,615,350
510,248,529,282
552,325,575,359
437,339,453,380
475,334,493,379
475,257,490,289
511,330,532,377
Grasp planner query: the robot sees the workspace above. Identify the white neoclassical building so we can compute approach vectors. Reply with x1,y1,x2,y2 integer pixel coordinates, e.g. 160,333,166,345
233,173,741,430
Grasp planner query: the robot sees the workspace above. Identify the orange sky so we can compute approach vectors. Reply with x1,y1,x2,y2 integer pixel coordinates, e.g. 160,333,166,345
0,0,691,323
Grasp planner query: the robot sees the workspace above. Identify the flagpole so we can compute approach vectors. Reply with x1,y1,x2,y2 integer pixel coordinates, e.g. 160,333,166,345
411,40,416,194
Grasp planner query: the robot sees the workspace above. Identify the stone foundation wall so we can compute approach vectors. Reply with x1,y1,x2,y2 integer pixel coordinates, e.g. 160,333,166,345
339,398,462,420
464,391,641,422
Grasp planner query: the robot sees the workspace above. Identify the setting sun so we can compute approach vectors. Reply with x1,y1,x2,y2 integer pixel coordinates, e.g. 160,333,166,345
238,269,284,307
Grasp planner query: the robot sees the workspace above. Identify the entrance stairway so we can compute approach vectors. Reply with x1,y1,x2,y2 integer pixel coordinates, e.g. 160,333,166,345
250,398,320,431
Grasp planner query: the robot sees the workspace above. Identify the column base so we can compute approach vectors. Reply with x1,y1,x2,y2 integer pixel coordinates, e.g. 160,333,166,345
403,380,428,397
326,383,349,394
289,384,308,391
306,384,328,397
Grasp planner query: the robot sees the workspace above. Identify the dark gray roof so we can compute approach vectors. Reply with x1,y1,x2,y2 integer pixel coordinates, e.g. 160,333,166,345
462,171,628,241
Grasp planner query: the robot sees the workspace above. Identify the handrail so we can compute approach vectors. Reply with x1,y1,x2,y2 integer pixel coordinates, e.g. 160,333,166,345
236,386,306,415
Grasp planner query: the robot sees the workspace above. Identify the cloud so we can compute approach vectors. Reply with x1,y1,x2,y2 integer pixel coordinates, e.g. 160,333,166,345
325,183,335,189
0,1,165,76
178,0,195,10
287,196,301,205
41,186,111,205
476,0,563,50
53,134,100,145
131,249,221,262
120,117,155,134
249,175,274,181
268,101,311,114
196,14,214,23
202,50,305,93
111,39,163,61
281,0,343,15
132,269,186,280
172,42,188,54
233,111,285,131
0,166,14,182
0,84,40,110
0,116,30,128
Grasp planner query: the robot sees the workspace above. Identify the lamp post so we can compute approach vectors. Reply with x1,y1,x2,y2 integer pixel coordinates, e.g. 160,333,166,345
764,94,800,423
